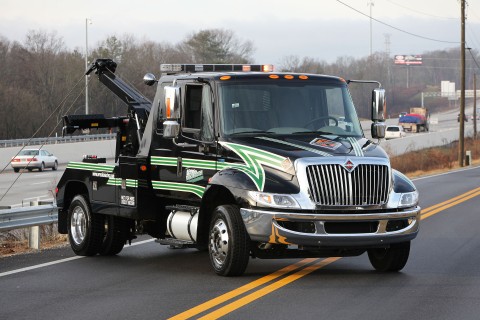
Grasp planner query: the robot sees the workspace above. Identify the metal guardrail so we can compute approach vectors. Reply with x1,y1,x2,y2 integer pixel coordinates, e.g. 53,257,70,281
0,204,58,232
0,133,115,148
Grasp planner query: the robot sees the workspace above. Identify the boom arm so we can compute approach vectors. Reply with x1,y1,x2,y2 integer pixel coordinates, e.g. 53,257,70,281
86,59,152,117
63,59,153,158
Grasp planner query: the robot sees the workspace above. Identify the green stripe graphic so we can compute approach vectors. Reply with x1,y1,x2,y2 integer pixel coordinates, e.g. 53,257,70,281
151,181,205,198
151,142,290,192
67,162,115,172
218,141,287,191
106,178,138,187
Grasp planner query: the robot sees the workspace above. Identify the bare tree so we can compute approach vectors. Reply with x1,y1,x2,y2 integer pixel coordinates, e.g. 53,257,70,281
180,29,255,64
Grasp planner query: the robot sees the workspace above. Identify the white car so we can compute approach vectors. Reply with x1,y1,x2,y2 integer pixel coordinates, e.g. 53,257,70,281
10,148,58,172
385,125,406,140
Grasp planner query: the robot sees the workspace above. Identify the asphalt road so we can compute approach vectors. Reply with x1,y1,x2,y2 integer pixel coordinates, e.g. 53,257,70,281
1,166,479,320
0,165,66,207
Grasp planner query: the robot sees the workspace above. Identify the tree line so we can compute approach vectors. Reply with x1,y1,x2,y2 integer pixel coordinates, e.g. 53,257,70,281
0,28,476,139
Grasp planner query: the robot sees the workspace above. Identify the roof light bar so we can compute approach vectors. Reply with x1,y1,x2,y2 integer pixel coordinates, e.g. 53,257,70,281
160,64,274,74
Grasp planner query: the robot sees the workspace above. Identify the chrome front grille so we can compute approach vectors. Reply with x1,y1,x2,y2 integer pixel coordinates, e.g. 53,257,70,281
306,163,390,206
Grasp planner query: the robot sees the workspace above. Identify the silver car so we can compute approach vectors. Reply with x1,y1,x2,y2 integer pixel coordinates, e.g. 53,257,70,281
10,149,58,172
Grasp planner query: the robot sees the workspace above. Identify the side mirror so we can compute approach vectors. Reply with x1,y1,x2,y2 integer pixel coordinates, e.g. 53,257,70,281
371,88,386,122
143,73,157,86
163,120,180,139
164,86,181,119
162,86,181,139
371,122,386,139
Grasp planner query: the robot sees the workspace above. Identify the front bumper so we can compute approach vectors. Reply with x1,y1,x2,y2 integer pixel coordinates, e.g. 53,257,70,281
241,206,421,248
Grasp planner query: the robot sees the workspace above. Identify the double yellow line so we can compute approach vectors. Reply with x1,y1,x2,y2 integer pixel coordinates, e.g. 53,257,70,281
169,186,480,320
420,186,480,220
169,257,340,320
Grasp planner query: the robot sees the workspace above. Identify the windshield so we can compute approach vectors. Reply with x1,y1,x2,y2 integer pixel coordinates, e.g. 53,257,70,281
219,79,363,137
19,150,40,156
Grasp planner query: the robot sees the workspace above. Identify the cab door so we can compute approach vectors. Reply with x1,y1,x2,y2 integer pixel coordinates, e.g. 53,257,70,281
151,81,217,204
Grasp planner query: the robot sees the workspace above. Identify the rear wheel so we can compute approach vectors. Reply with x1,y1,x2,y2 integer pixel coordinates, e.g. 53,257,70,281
38,162,45,172
67,195,104,256
208,205,250,276
99,215,129,256
368,241,410,272
13,168,19,173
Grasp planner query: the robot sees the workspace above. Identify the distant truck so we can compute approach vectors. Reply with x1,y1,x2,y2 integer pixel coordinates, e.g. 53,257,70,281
399,107,429,132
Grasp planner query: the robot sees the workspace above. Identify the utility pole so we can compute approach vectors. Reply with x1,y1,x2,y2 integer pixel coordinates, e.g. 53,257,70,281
368,1,374,57
85,18,92,115
459,0,466,167
474,73,477,139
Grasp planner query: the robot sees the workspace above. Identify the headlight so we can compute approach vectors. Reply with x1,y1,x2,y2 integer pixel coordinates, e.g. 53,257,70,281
398,190,419,208
248,191,300,209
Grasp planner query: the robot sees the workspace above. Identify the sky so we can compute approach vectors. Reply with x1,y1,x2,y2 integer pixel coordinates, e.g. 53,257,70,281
1,0,479,66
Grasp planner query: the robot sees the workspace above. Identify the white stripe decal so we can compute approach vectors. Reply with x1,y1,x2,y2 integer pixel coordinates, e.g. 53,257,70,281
256,137,332,157
348,137,364,157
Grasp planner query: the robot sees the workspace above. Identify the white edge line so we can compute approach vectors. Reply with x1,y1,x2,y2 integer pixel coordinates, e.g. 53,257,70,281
0,239,154,278
412,165,480,181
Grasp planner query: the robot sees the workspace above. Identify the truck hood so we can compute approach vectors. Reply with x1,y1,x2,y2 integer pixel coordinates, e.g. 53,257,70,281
222,134,388,161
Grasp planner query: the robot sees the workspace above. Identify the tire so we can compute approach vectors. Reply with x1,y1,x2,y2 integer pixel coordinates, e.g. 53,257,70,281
208,205,250,276
52,161,58,171
99,215,129,256
67,195,104,256
368,241,410,272
13,168,19,173
38,162,45,172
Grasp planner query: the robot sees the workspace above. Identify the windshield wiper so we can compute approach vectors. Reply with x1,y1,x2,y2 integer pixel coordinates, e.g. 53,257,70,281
361,140,373,149
291,130,333,135
229,130,275,135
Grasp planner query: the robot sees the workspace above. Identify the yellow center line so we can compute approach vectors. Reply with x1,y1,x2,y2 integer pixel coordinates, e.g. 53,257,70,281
421,186,480,215
198,257,341,320
170,186,480,320
167,258,318,320
421,189,480,220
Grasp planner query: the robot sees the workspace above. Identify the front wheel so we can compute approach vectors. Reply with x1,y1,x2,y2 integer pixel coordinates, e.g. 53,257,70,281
208,205,250,276
67,195,104,256
52,161,58,171
367,241,410,272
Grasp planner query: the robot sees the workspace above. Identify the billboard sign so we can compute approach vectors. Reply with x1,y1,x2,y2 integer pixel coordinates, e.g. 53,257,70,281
394,55,422,65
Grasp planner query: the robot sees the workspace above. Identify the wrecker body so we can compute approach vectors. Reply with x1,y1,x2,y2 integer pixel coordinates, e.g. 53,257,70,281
56,59,420,276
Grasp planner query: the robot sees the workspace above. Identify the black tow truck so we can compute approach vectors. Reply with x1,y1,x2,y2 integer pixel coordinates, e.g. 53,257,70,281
56,59,421,276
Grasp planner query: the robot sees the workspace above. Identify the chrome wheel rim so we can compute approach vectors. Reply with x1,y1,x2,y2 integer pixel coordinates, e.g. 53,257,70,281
209,218,229,268
70,206,87,245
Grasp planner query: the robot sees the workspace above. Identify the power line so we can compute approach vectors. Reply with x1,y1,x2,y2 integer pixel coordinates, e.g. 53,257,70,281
336,0,460,44
385,0,457,20
466,23,480,50
466,45,480,69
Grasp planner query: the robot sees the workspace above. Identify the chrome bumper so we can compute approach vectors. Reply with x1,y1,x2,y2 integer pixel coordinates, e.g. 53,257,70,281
241,206,421,247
